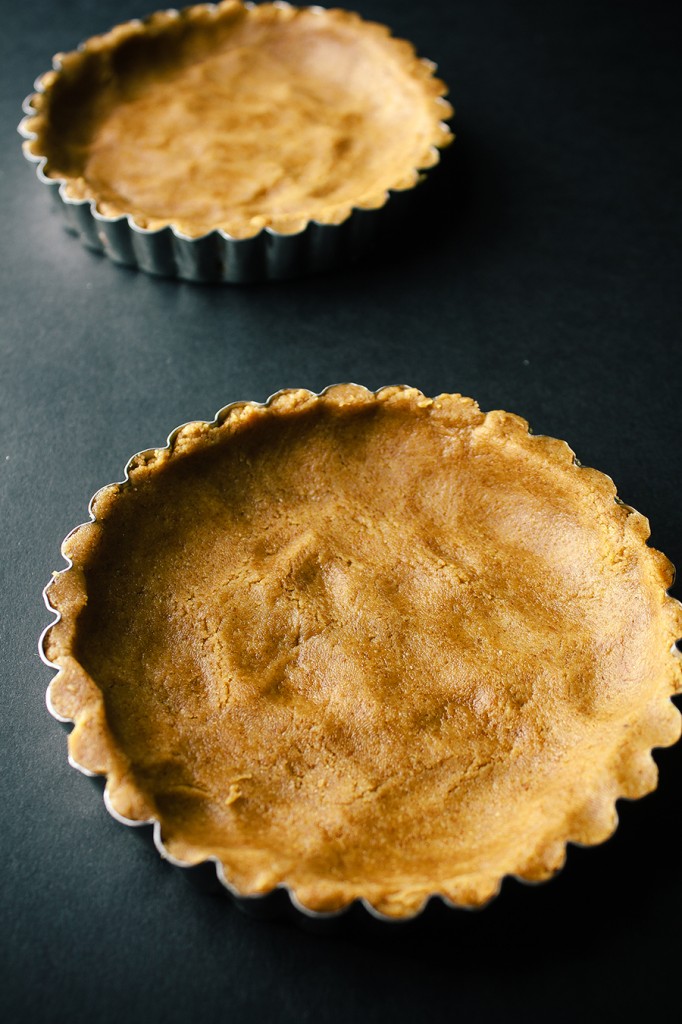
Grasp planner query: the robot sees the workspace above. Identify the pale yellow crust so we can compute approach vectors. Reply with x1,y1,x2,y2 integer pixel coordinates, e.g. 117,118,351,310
22,3,453,239
44,386,682,917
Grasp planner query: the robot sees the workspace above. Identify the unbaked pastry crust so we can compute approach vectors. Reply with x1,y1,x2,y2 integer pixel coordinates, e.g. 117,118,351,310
22,2,453,240
43,385,682,918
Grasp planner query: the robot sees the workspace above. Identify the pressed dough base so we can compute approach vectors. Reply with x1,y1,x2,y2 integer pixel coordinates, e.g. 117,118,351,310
46,387,682,916
28,3,452,238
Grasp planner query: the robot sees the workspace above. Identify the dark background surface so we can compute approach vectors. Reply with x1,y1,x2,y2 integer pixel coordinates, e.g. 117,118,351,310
1,1,681,1021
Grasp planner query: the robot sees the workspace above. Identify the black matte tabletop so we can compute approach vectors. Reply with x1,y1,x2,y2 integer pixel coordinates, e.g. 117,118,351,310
2,1,681,1021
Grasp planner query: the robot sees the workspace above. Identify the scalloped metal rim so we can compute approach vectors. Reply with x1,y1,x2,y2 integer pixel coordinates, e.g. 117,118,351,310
39,384,682,925
18,3,453,284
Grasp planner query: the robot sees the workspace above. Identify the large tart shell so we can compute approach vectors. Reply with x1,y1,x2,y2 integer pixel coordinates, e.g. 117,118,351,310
42,385,682,919
21,2,453,241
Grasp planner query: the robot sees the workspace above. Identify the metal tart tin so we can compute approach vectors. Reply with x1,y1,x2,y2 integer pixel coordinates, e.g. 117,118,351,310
40,387,682,928
18,5,453,284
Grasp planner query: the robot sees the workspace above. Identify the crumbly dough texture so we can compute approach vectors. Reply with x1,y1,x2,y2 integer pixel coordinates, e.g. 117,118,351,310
23,2,452,239
45,386,682,917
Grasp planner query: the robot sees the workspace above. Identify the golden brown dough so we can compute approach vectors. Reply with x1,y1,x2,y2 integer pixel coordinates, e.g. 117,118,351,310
24,2,452,238
45,386,682,917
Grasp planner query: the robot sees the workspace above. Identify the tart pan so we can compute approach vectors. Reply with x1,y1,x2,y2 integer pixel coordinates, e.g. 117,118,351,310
39,386,682,926
19,3,453,283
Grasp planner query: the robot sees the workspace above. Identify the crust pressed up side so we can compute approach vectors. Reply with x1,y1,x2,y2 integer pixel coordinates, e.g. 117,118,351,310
21,2,453,240
42,385,682,919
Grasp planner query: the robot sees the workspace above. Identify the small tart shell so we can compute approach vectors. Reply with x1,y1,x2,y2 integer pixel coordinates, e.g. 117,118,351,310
42,385,682,920
21,2,453,241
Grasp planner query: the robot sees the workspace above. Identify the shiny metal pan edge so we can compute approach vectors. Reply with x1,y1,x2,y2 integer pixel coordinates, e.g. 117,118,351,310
18,139,393,284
